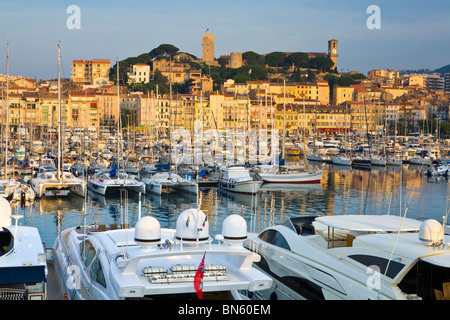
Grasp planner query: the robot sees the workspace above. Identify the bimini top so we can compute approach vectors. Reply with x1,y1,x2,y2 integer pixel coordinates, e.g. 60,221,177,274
315,215,422,233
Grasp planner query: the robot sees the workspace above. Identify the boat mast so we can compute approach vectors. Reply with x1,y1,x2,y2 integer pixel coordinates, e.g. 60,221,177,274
4,41,9,179
57,41,62,180
282,79,286,161
116,57,120,173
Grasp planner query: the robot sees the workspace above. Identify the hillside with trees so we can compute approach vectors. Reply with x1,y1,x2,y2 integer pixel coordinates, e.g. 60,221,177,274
110,44,340,93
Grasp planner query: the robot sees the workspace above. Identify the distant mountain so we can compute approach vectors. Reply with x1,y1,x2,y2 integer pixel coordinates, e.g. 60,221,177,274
400,64,450,76
434,64,450,75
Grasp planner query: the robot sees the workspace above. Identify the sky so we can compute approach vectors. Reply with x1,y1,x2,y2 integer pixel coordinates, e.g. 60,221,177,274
0,0,449,80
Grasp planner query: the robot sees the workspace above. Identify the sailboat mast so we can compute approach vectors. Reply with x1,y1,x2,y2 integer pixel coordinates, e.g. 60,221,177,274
57,41,62,180
116,57,120,173
282,79,286,160
5,41,9,179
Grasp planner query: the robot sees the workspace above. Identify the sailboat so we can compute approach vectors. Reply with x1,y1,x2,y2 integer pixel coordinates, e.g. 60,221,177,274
331,102,352,166
30,42,86,198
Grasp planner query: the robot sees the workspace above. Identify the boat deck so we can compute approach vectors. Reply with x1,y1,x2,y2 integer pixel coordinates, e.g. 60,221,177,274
47,260,65,300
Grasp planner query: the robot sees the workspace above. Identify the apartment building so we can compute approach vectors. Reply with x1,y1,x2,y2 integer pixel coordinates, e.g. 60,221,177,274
127,63,151,84
72,59,111,83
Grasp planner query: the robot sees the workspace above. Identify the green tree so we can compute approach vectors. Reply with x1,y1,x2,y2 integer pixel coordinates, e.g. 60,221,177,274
337,75,355,86
265,52,287,67
243,51,265,66
308,56,334,73
286,52,309,68
149,44,179,59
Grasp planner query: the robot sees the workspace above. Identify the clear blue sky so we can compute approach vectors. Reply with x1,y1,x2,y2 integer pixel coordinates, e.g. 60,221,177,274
0,0,449,79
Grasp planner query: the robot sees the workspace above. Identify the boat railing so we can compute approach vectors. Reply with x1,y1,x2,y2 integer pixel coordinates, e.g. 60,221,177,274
0,288,25,300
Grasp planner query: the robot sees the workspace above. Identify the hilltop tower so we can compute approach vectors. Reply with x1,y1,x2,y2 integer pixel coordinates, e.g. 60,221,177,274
230,52,243,69
202,33,215,64
327,39,338,70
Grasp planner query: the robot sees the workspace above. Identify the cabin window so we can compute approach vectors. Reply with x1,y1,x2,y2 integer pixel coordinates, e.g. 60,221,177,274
80,240,96,267
348,254,405,279
258,230,291,251
90,257,107,288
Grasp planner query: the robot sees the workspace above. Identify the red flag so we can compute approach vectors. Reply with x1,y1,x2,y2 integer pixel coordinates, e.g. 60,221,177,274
194,253,205,299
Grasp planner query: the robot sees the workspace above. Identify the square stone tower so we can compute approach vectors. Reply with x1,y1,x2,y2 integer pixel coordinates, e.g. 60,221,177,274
327,39,338,69
202,33,215,64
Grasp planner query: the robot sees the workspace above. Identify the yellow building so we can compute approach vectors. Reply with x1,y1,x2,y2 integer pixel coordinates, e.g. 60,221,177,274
274,104,350,134
68,91,98,128
71,59,111,83
348,101,379,133
381,86,409,100
333,86,355,105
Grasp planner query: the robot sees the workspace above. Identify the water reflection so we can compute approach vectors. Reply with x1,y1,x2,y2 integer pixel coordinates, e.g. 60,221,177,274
15,165,449,247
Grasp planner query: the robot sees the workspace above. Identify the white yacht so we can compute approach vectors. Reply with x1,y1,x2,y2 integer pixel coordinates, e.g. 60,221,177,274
386,156,403,166
0,178,21,199
218,165,263,194
306,153,330,163
143,172,178,195
408,156,432,166
11,184,36,203
173,173,198,195
88,168,145,196
370,156,387,166
245,214,450,300
0,198,48,300
53,209,272,300
331,155,352,166
31,166,86,198
257,164,323,184
426,164,449,176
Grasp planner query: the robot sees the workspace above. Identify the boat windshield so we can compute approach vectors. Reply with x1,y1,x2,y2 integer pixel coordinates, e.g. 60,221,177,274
282,216,318,236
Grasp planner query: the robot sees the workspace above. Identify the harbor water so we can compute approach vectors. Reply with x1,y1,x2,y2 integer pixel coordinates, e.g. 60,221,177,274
11,163,450,248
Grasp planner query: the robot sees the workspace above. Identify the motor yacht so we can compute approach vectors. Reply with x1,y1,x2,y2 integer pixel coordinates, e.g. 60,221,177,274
257,164,323,184
386,157,403,166
0,178,21,200
218,165,262,194
0,198,48,300
426,164,448,176
11,184,36,203
244,214,450,300
53,209,272,300
331,155,352,166
88,168,145,196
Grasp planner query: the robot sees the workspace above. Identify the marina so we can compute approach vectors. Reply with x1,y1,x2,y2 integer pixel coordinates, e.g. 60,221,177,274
2,159,449,300
1,2,450,302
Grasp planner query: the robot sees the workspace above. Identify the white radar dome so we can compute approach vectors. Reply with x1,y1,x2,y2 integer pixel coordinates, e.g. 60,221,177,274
134,216,161,248
222,214,247,246
0,197,12,228
175,209,209,242
419,219,444,246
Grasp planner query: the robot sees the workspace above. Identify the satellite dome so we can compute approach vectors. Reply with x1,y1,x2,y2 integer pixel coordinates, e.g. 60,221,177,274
0,197,12,228
419,219,444,246
134,216,161,248
175,209,209,242
222,215,247,246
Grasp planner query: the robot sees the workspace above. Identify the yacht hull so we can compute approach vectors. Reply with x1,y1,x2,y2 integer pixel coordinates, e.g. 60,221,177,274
218,179,263,194
259,170,323,184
